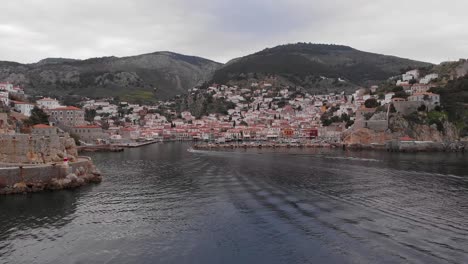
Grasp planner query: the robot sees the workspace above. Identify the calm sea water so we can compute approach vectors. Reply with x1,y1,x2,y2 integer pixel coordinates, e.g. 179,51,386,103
1,143,468,264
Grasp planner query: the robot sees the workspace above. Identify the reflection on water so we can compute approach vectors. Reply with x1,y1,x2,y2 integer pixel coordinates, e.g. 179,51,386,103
1,143,467,264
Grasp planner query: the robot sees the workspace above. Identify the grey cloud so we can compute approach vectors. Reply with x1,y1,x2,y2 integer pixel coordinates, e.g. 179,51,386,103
0,0,467,64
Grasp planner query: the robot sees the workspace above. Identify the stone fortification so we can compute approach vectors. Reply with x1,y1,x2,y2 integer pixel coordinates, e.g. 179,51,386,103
0,134,78,164
0,133,102,195
0,157,102,195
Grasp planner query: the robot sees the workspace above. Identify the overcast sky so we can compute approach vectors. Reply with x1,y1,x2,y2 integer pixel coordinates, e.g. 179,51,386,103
1,0,467,64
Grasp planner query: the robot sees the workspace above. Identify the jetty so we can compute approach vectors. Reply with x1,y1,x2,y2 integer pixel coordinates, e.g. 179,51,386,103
193,142,340,150
78,144,124,152
114,140,160,148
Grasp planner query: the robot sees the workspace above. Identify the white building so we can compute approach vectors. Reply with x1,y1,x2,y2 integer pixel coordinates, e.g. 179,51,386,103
0,83,24,94
13,101,35,116
402,74,414,82
0,83,13,91
420,73,439,84
383,93,395,104
402,70,420,82
37,97,61,109
181,111,194,121
363,94,373,101
0,92,9,106
396,80,410,86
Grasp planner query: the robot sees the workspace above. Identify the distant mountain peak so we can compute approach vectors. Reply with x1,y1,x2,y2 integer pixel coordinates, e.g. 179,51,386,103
258,43,355,54
213,42,432,94
34,57,80,65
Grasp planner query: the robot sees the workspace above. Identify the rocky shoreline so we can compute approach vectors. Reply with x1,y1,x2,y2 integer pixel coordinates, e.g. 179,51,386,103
0,133,104,195
0,158,102,195
192,141,467,153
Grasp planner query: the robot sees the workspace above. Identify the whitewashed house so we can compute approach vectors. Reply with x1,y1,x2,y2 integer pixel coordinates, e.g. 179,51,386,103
13,101,35,116
37,97,61,109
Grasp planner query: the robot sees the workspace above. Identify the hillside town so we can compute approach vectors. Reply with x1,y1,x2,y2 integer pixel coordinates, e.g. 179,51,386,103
0,66,467,153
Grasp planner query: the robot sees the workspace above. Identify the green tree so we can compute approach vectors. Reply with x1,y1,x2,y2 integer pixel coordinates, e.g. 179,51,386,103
85,109,97,122
364,98,380,108
429,77,468,136
392,86,404,93
321,118,332,126
393,91,409,99
341,113,350,122
24,106,49,126
277,100,287,108
101,121,110,130
417,104,427,112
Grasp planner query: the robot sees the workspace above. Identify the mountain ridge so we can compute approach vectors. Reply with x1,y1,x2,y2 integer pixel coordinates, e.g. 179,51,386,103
0,43,433,101
0,51,223,101
212,43,433,94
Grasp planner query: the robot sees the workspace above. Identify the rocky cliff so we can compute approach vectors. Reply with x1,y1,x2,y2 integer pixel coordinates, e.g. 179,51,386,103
388,115,459,142
343,113,460,145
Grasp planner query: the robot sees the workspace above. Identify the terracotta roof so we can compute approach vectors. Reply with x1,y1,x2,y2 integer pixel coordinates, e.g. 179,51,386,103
52,106,82,111
410,92,438,96
33,124,52,129
74,125,101,129
37,97,57,101
13,101,34,105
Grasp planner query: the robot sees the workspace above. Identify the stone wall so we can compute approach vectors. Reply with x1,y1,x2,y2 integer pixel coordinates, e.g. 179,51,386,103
0,134,78,164
0,157,101,194
343,128,394,145
364,120,388,132
392,101,438,115
393,101,421,115
0,164,63,187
